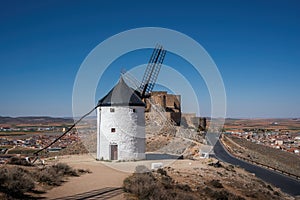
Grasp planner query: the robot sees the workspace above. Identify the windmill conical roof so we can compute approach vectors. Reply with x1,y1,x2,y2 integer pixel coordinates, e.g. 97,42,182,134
98,77,145,107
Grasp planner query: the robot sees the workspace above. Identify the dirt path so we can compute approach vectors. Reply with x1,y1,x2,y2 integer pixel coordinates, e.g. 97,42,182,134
43,153,185,199
43,154,129,199
42,153,295,199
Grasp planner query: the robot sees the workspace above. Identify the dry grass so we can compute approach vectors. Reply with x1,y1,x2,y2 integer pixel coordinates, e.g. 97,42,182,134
223,118,300,133
0,166,35,198
123,166,252,200
0,162,90,199
123,167,199,200
125,159,293,200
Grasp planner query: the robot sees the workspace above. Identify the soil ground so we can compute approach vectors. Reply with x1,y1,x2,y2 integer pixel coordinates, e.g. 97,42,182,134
43,154,129,199
42,154,294,200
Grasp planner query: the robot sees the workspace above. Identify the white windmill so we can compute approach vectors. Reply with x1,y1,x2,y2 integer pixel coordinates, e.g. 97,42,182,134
96,45,166,160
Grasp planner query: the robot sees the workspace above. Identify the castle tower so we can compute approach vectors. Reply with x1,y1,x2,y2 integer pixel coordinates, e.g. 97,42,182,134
96,77,146,160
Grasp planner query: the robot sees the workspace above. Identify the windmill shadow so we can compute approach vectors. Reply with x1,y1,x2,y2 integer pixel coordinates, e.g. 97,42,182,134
145,153,182,160
52,187,123,200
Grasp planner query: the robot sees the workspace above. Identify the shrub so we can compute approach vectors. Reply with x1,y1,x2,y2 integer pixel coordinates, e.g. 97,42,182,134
123,170,199,200
123,172,157,199
36,167,63,186
209,179,223,188
77,168,91,174
0,162,88,198
0,167,34,197
176,184,191,192
7,157,32,166
36,163,79,186
53,163,79,176
211,190,230,199
157,168,167,176
273,191,280,196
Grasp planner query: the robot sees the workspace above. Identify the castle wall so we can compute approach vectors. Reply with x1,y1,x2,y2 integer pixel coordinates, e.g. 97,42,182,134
166,94,181,111
181,113,197,128
97,106,145,160
147,91,181,125
149,91,167,110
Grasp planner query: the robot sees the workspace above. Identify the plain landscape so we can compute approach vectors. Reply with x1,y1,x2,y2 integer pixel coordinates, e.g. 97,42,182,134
0,116,299,199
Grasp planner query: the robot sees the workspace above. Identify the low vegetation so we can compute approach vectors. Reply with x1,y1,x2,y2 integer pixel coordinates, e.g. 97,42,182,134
35,163,81,186
0,159,90,199
124,168,198,200
123,166,245,200
0,167,35,198
124,161,292,200
7,156,32,166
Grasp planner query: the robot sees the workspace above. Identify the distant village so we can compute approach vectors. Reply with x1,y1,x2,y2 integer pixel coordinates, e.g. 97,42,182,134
226,129,300,155
0,126,62,132
0,126,79,164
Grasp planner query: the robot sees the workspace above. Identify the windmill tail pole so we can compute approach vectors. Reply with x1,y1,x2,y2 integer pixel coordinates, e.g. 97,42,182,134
32,105,99,161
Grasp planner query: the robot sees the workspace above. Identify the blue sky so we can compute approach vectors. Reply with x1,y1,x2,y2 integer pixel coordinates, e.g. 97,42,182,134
0,0,299,118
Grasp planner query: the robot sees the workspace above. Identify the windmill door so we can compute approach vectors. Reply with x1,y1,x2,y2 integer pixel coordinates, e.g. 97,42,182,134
110,145,118,160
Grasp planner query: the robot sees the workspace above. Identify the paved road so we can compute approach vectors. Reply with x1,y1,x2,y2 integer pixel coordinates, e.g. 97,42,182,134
206,132,220,147
213,140,300,196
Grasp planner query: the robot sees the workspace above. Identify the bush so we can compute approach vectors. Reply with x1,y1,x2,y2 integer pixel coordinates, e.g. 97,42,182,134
0,167,35,197
211,190,230,199
36,167,63,186
203,186,245,200
176,184,191,192
77,168,92,174
36,163,79,186
209,179,223,188
53,163,79,176
124,172,157,199
157,168,167,176
0,162,89,198
7,157,32,166
123,170,199,200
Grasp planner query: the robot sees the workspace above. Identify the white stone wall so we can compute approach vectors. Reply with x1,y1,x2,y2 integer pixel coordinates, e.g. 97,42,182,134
96,106,145,160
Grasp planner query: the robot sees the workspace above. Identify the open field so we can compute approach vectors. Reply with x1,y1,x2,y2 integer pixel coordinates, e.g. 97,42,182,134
222,118,300,133
222,135,300,177
1,116,299,135
0,116,73,126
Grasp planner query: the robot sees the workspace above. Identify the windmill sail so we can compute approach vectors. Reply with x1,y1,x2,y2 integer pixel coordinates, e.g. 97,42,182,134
138,44,166,98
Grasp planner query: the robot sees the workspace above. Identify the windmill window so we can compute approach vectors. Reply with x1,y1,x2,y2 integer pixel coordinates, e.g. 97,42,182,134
111,128,116,133
129,108,136,113
110,108,115,112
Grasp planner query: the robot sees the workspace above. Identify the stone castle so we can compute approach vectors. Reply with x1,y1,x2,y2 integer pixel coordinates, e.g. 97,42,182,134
146,91,207,130
145,91,182,126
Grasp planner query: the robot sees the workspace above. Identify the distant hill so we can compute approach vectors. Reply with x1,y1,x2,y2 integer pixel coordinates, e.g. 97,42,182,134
0,116,73,126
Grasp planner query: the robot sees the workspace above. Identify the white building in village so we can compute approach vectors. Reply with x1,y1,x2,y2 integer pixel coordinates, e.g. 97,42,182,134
96,77,146,160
